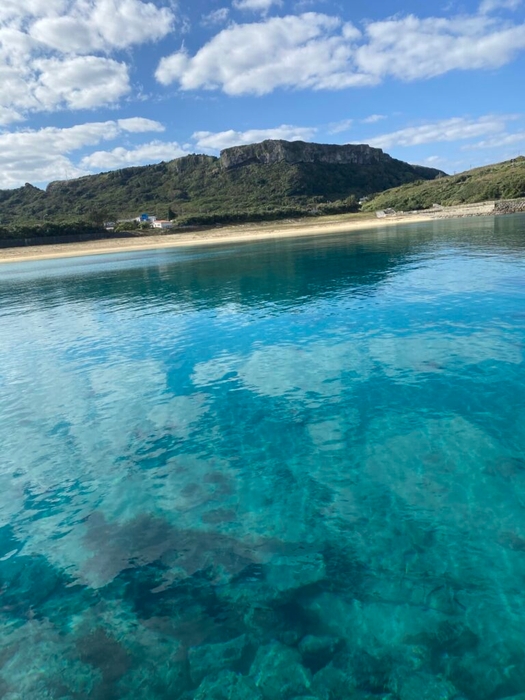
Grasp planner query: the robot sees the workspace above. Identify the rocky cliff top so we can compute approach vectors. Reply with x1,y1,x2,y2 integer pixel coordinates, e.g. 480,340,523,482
219,140,388,170
170,154,218,174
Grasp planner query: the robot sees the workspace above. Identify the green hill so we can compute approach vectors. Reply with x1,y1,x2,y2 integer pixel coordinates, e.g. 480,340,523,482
362,157,525,212
0,140,443,234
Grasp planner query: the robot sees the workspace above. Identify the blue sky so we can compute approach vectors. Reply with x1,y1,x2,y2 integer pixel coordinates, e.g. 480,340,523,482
1,0,525,188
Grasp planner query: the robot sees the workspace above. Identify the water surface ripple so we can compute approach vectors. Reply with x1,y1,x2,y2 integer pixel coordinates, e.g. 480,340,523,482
1,216,525,700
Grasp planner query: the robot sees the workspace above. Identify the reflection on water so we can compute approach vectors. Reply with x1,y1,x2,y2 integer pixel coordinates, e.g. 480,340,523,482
1,215,525,699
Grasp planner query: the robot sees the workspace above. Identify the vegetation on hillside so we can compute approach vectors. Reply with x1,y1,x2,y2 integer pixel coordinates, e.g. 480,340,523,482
0,220,106,241
0,149,442,239
363,157,525,212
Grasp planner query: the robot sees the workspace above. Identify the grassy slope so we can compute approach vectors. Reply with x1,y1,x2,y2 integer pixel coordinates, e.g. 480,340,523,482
0,154,442,227
362,157,525,212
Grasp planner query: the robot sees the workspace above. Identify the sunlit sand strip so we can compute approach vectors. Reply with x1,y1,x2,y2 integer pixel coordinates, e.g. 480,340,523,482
0,203,499,264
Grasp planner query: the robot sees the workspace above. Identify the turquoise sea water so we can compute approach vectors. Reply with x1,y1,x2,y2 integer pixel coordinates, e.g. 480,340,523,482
1,215,525,700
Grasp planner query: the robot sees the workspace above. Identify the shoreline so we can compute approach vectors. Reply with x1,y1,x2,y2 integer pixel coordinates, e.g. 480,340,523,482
0,202,510,264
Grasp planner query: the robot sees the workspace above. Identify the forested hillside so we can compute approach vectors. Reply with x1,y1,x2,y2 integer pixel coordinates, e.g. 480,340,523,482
363,157,525,212
0,141,444,235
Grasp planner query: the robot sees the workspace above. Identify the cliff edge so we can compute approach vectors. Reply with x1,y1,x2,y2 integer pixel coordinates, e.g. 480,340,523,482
220,140,389,170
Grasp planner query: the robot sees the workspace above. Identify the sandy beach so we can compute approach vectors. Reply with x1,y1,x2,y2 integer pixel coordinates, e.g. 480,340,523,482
0,202,499,264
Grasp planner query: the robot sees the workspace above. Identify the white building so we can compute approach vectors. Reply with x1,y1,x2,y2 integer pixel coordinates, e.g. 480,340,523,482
152,220,174,229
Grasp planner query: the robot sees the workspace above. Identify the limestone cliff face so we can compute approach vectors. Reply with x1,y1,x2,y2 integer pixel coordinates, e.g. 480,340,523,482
220,140,388,170
170,154,218,174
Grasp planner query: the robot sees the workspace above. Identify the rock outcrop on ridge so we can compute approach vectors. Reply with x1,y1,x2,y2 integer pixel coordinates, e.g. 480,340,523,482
219,140,390,169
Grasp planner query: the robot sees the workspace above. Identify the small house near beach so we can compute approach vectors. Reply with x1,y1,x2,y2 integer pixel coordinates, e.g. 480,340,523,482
152,220,174,229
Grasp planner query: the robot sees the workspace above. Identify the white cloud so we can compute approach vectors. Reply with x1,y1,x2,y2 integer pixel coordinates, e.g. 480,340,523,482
32,56,130,110
0,0,67,24
0,107,24,126
31,16,98,54
156,13,367,94
0,118,167,188
0,27,37,63
80,141,189,170
233,0,283,12
0,56,131,122
89,0,175,50
0,155,88,191
117,117,165,133
362,114,386,124
27,0,176,53
328,119,353,134
479,0,521,14
355,14,525,82
0,0,176,122
156,11,525,95
191,124,317,151
366,116,510,149
463,130,525,149
202,8,230,25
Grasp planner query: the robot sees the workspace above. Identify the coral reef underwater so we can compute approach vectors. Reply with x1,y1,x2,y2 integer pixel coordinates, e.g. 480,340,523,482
1,219,525,699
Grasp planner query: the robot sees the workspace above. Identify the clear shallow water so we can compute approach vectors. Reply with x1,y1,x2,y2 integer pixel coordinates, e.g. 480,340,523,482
1,216,525,700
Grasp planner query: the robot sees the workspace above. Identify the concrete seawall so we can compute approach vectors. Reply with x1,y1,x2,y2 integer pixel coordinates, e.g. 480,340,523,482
494,198,525,214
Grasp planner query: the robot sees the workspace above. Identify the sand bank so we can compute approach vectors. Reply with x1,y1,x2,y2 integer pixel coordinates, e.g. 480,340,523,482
0,202,502,264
